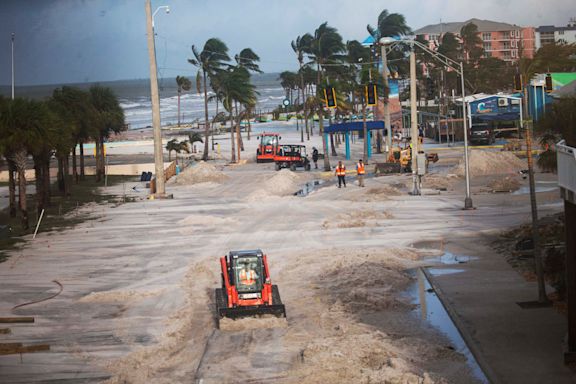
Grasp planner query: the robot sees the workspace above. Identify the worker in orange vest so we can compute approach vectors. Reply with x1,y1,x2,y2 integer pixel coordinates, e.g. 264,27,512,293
356,159,365,187
239,265,257,285
335,161,346,188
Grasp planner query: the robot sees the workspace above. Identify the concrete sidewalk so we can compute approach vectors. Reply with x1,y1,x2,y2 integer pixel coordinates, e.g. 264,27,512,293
430,235,576,384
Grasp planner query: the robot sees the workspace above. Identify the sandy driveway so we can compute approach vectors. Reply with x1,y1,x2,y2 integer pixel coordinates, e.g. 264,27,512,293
0,141,564,383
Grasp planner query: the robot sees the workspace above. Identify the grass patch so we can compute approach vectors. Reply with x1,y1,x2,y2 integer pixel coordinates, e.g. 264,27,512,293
0,175,140,262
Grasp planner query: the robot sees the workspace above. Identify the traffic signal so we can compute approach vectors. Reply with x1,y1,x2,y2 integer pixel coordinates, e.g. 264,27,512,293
426,77,436,100
324,86,337,108
513,73,523,92
545,73,553,93
365,83,377,106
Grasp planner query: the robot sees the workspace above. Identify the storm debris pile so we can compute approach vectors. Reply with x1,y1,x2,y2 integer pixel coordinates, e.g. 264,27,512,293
452,150,527,176
173,161,228,184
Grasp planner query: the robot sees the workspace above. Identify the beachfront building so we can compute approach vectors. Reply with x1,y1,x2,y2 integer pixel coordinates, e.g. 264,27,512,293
535,19,576,49
414,18,536,62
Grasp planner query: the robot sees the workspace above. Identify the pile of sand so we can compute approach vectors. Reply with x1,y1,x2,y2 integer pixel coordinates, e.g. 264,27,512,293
246,169,303,200
452,150,527,176
322,210,394,229
487,175,522,192
422,174,459,190
173,161,228,185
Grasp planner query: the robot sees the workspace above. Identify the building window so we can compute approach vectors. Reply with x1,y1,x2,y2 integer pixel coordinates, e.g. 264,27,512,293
559,30,565,35
482,32,492,41
483,42,492,51
502,51,511,59
502,31,510,39
483,51,492,58
429,34,439,42
503,41,511,49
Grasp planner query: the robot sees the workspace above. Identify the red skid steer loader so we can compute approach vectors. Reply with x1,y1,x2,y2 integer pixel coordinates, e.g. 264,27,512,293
215,250,286,327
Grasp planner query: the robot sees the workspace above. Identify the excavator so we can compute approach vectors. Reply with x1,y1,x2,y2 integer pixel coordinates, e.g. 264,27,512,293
215,249,286,327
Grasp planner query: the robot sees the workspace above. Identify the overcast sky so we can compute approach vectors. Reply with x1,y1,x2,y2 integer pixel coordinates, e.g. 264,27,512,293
0,0,573,86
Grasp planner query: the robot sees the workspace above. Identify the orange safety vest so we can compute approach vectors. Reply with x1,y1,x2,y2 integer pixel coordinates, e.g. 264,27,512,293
336,165,346,176
357,163,365,175
239,269,256,285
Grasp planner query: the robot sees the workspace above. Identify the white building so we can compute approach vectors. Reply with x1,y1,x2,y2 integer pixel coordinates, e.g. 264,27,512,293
535,19,576,49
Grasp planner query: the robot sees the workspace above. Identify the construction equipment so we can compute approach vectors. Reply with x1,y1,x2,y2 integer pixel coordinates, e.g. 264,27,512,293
274,144,311,171
215,250,286,326
256,132,281,163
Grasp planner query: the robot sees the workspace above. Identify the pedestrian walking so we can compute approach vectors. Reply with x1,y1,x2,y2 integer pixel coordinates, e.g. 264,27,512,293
356,159,365,187
335,161,346,188
312,147,319,169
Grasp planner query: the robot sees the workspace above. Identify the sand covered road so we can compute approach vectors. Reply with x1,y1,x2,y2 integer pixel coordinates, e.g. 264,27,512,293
0,154,561,383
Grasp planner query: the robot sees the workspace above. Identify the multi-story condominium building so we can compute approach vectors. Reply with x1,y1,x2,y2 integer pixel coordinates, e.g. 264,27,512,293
535,19,576,49
414,18,536,62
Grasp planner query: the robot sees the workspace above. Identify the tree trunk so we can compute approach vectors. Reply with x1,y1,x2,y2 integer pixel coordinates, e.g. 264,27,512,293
72,145,78,183
34,156,44,216
57,156,65,194
79,142,85,180
63,154,71,196
202,71,210,161
43,157,51,209
99,136,106,180
177,90,181,127
11,150,28,230
330,133,337,156
230,111,236,163
7,158,17,218
95,136,102,182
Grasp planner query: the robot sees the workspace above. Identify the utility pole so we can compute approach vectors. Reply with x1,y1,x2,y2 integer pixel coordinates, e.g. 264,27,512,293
145,0,165,197
410,45,419,196
380,42,392,154
520,89,548,304
461,62,473,209
11,33,15,99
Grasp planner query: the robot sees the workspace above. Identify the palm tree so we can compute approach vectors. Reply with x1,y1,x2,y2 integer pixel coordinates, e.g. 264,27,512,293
367,9,411,153
188,38,231,161
0,98,48,230
367,9,412,39
304,22,346,171
234,48,261,146
292,34,314,142
213,67,257,162
176,76,192,127
166,138,190,163
89,85,125,182
460,23,484,63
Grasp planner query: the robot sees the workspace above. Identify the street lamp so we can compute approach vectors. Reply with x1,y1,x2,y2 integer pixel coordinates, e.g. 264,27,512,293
379,37,473,209
145,1,169,197
152,5,170,28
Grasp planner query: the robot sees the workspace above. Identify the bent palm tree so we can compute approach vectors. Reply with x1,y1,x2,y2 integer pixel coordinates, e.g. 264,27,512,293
176,76,192,126
292,34,313,142
188,38,231,161
304,22,346,171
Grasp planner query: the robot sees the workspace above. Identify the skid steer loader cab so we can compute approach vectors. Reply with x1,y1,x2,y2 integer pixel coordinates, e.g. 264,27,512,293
216,249,286,325
233,255,263,297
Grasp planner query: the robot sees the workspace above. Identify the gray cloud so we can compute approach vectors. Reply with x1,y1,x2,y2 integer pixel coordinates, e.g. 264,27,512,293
0,0,573,86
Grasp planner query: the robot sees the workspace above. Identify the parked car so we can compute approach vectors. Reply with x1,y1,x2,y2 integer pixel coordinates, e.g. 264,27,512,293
470,123,494,145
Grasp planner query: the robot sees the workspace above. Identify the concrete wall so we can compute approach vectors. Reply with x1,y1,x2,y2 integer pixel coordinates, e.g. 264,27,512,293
0,162,171,182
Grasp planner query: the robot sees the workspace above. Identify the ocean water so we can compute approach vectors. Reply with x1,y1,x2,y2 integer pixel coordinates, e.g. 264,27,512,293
0,73,287,130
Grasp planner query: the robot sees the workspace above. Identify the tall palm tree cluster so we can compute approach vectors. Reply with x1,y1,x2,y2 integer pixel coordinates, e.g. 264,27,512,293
188,39,261,162
0,85,125,230
279,10,411,170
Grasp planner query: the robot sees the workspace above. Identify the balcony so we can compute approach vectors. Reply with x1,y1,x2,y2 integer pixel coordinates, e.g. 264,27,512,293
557,140,576,204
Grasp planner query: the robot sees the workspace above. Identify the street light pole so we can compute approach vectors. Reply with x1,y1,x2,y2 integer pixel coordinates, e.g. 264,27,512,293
380,41,392,154
145,0,168,197
409,45,419,195
11,33,15,100
460,62,473,209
